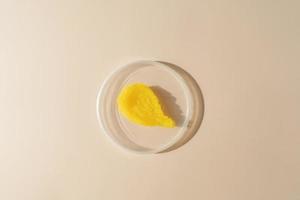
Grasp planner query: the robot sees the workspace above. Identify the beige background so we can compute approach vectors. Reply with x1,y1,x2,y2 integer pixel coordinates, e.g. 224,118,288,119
1,0,300,199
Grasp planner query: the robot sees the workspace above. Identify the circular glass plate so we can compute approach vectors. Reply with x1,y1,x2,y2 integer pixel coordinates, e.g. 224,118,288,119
96,60,204,154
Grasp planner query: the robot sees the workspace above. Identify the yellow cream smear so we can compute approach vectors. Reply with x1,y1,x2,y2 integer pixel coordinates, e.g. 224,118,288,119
117,83,175,128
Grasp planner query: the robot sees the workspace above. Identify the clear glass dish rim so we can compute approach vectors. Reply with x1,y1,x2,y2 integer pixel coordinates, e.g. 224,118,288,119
96,60,194,154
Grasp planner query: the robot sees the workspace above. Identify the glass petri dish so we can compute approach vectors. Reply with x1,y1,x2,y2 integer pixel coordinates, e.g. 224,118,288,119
96,60,204,154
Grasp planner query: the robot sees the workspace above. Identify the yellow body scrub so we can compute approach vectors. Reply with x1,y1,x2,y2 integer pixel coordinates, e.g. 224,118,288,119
117,83,175,128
